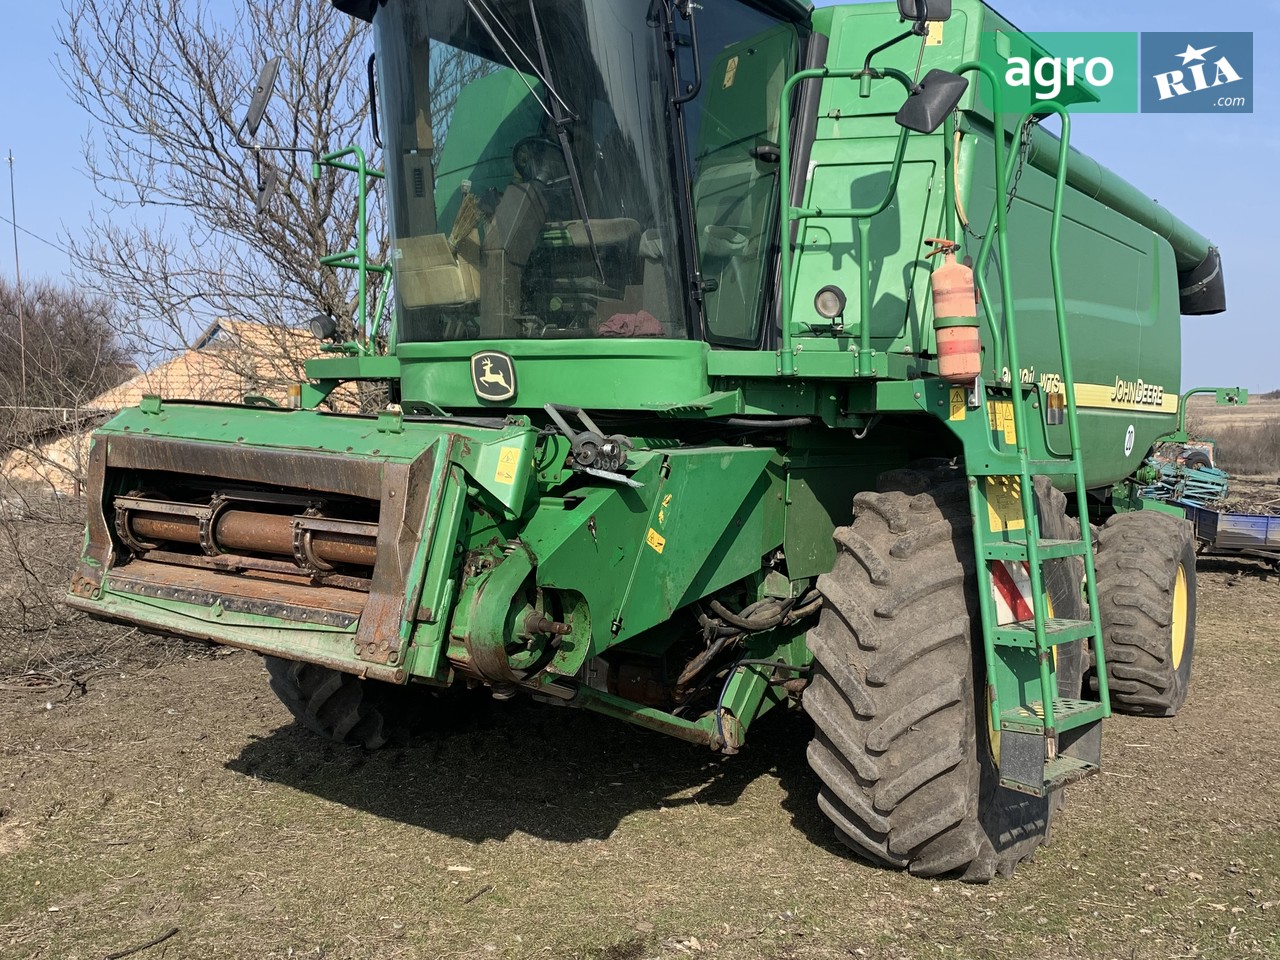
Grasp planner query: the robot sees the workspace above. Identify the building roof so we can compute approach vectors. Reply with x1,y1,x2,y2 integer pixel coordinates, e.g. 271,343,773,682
3,318,361,495
88,318,326,410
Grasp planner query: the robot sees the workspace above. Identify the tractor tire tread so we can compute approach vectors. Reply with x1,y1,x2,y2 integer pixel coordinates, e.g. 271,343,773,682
265,656,410,749
1091,511,1197,717
806,474,1083,881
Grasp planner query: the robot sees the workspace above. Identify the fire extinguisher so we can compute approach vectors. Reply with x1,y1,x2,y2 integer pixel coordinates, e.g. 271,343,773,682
925,238,981,384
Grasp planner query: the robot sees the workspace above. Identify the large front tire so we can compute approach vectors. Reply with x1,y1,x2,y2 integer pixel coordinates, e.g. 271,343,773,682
1092,510,1197,717
804,472,1083,881
265,657,418,749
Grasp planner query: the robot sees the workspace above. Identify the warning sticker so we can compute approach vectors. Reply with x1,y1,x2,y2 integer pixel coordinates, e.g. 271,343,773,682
986,475,1025,532
645,528,666,554
493,446,522,485
723,55,739,89
987,400,1017,446
949,387,967,422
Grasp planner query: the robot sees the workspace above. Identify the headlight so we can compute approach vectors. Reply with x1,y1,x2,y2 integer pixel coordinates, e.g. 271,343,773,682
814,285,847,320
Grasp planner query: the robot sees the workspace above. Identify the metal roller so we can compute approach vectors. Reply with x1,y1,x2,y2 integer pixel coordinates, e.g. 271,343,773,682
116,494,378,570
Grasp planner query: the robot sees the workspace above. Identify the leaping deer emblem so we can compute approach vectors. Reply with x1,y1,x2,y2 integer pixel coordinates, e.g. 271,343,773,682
471,352,516,399
478,358,511,392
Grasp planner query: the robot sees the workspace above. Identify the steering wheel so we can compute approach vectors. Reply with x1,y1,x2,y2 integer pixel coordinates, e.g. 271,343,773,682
512,135,569,186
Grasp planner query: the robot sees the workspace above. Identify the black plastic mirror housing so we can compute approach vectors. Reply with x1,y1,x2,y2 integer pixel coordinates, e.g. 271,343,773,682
898,0,952,21
244,58,281,139
895,69,968,133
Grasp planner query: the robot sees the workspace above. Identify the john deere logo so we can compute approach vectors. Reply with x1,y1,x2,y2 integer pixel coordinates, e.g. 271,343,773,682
470,351,516,402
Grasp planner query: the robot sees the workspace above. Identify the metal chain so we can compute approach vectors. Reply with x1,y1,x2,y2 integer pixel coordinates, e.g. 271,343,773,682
1006,115,1041,212
961,115,1041,244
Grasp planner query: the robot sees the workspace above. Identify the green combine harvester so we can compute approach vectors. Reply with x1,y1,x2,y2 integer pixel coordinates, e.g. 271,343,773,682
69,0,1229,880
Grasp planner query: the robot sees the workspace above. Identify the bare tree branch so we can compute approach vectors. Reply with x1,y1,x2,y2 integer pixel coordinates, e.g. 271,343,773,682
56,0,382,372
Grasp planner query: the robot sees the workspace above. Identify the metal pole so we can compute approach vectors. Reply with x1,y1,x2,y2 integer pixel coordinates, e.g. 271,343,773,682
6,151,25,401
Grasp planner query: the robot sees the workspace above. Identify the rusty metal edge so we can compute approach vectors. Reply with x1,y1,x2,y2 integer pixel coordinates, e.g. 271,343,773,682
64,593,406,684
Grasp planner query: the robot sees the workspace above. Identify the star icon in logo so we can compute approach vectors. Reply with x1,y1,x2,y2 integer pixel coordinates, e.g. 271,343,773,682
1176,43,1215,65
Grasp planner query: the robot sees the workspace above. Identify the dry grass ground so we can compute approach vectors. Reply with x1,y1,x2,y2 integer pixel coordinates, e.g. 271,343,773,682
1,559,1278,960
1187,395,1280,479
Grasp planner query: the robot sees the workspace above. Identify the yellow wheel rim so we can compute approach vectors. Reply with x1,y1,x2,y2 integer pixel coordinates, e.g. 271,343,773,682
1171,563,1189,670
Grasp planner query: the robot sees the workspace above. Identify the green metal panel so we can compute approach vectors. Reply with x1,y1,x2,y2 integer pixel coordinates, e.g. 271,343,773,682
958,122,1182,488
782,435,906,580
526,446,783,664
790,148,940,353
396,339,713,411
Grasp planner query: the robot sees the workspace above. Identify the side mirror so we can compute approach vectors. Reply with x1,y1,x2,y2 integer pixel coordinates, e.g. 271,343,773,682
895,69,968,133
254,166,278,216
243,57,282,139
898,0,952,21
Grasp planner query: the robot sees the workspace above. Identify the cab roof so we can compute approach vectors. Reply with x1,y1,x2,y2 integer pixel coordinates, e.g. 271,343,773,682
332,0,812,24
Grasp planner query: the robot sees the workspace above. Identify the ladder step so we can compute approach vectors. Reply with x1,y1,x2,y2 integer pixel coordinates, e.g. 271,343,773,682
993,617,1096,649
968,460,1082,477
1000,755,1100,797
983,538,1089,561
1001,697,1108,734
1023,459,1083,476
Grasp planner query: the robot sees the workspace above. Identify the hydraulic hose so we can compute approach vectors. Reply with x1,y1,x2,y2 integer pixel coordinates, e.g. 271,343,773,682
709,598,790,632
721,417,814,430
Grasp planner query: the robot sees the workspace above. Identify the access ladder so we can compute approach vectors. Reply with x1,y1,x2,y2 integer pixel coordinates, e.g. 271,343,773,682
954,89,1110,797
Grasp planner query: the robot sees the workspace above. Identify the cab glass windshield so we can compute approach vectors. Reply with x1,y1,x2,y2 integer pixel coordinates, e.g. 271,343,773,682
374,0,691,341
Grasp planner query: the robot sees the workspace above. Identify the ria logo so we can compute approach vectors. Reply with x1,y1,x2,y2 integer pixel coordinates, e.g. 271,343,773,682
1153,42,1242,101
1141,33,1252,113
470,351,517,402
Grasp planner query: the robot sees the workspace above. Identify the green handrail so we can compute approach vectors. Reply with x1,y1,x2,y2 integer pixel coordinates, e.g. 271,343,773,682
952,61,1016,728
313,145,391,355
776,67,916,377
954,63,1016,383
1033,103,1111,718
964,94,1112,732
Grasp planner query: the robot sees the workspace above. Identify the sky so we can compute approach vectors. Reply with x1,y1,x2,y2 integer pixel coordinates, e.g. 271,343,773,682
0,0,1277,391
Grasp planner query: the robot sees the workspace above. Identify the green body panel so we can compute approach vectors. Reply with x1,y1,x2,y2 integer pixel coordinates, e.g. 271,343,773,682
523,444,782,661
397,339,713,410
959,125,1182,483
782,2,1187,489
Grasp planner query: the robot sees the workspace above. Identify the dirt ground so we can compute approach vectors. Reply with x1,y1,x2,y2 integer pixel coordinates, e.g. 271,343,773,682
1,556,1278,960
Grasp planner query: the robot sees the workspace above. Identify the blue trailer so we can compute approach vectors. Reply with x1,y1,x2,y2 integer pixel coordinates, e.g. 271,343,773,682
1184,504,1280,565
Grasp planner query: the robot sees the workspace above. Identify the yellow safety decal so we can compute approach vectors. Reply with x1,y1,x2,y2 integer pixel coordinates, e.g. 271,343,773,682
926,20,943,45
986,475,1025,533
723,55,739,89
645,528,666,554
493,446,522,485
987,400,1017,445
949,387,967,422
658,494,673,526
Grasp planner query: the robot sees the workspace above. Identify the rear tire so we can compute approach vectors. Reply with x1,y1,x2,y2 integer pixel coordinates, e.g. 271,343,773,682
804,471,1084,881
1092,511,1197,717
265,657,418,749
